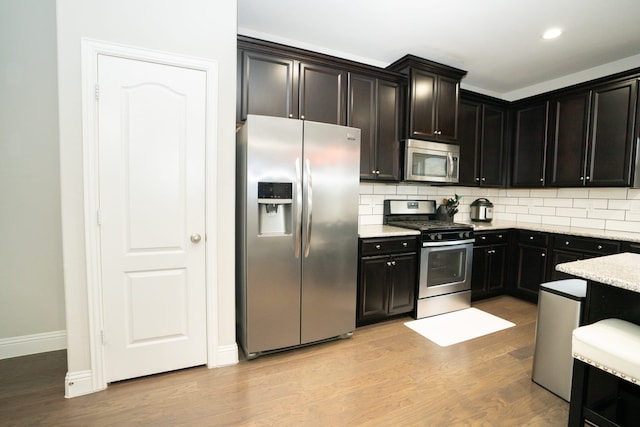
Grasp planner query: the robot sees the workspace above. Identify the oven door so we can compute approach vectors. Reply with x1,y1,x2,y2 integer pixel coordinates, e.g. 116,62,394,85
418,240,473,298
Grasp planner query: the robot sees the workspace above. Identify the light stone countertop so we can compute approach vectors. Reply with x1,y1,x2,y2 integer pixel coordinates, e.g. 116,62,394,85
358,224,420,239
555,252,640,293
462,219,640,244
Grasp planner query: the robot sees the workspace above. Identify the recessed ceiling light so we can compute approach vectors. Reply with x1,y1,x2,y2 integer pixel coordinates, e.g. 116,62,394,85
542,28,563,40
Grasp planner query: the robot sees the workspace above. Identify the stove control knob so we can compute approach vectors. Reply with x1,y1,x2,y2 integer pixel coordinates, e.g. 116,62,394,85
437,234,443,240
459,232,464,239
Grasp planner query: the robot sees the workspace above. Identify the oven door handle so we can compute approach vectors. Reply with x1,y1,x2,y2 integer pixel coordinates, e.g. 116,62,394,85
422,238,475,247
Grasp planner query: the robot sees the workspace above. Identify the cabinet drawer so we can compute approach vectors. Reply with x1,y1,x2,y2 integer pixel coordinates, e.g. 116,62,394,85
553,235,619,255
517,231,548,247
475,231,508,246
361,236,418,256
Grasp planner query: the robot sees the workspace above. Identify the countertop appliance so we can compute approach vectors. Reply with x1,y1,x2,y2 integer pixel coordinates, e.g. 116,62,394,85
403,139,460,183
384,199,474,318
236,114,361,359
470,198,493,222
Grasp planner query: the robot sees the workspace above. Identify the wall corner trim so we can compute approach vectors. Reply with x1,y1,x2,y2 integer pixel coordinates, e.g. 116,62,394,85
210,343,239,367
64,370,99,398
0,330,67,360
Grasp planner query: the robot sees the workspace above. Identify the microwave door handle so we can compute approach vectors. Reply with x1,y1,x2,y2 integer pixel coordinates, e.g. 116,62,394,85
447,153,454,179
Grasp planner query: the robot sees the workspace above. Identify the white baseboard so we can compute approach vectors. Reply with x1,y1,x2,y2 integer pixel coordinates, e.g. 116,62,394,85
209,343,238,367
0,330,67,360
65,370,97,398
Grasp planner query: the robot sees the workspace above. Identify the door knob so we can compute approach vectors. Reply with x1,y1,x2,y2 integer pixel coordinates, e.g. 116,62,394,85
190,234,202,243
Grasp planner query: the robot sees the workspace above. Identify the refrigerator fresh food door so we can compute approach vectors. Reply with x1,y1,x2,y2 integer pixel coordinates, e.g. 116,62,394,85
244,115,303,353
300,120,360,344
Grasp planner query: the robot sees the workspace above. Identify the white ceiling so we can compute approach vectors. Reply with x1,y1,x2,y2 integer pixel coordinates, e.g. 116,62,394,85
237,0,640,101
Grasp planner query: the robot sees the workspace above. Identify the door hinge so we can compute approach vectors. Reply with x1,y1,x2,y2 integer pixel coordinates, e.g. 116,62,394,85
97,209,102,225
95,83,100,100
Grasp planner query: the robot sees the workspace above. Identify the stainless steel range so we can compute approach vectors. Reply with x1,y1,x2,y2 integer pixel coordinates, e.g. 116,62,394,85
384,199,474,318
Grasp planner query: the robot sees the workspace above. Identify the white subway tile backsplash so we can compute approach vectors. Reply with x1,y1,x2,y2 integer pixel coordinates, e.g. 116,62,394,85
571,218,605,229
556,207,587,218
588,209,625,221
359,183,638,232
606,220,640,232
544,198,573,208
517,214,542,223
557,188,589,198
542,216,571,226
589,188,628,199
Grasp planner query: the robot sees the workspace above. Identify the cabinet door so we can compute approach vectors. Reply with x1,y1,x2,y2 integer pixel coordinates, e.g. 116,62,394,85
550,249,583,281
471,246,490,299
388,253,416,315
299,62,347,125
239,50,296,121
512,102,548,187
358,256,389,321
487,244,507,292
479,105,505,186
587,79,637,186
375,79,402,181
349,74,377,179
408,69,436,139
514,244,548,301
548,91,590,186
458,99,481,186
436,75,460,142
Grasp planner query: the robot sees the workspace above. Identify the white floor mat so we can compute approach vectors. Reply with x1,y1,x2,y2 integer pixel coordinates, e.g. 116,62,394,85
404,307,516,347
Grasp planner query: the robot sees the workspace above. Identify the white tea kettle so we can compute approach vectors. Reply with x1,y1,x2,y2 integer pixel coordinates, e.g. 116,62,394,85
470,198,493,222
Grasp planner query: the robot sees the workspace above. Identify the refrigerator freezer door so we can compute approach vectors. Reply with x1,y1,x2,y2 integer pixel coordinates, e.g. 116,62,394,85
300,120,360,344
243,115,303,354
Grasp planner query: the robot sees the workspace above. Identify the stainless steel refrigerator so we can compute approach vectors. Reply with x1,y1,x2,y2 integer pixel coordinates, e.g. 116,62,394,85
236,114,361,358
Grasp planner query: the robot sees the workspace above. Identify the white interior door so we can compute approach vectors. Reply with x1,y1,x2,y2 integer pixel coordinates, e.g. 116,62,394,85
97,54,207,382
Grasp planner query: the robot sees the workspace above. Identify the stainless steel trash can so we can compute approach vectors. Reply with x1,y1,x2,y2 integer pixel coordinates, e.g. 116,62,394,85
532,279,587,402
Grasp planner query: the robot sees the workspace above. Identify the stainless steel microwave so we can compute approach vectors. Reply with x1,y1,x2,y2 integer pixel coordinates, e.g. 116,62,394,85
403,139,460,183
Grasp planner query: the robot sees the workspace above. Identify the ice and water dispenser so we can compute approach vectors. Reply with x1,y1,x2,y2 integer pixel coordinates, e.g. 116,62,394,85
257,182,292,235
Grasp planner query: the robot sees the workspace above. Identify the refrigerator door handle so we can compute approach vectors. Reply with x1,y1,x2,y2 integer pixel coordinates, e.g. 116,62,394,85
304,158,313,257
295,157,302,258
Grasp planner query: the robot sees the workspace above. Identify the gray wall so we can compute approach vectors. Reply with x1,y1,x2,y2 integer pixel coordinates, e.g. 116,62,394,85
0,0,65,345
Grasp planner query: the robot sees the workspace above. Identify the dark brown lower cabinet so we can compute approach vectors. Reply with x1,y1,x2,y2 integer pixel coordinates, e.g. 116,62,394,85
357,237,418,325
549,235,620,281
471,231,509,300
511,231,549,302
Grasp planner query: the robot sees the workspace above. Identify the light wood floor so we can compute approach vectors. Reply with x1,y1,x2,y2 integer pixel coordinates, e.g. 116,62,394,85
0,296,568,426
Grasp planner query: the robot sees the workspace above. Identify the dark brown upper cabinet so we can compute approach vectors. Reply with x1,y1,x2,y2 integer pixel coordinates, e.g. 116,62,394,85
387,55,466,142
348,73,402,181
548,79,637,187
298,62,347,125
238,49,296,122
459,92,507,187
511,101,549,187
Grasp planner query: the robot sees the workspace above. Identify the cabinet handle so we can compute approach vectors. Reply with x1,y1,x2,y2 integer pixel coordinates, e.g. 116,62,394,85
288,114,293,118
402,242,408,247
300,115,305,120
391,260,396,266
387,261,392,266
498,235,502,239
539,178,544,182
597,245,603,250
481,177,486,182
529,236,534,240
481,236,487,240
565,241,570,245
376,170,380,175
586,176,590,181
475,177,480,182
375,244,381,250
541,253,546,257
580,176,584,181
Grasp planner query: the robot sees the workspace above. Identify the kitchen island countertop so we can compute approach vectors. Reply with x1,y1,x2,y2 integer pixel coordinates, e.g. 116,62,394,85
556,252,640,293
